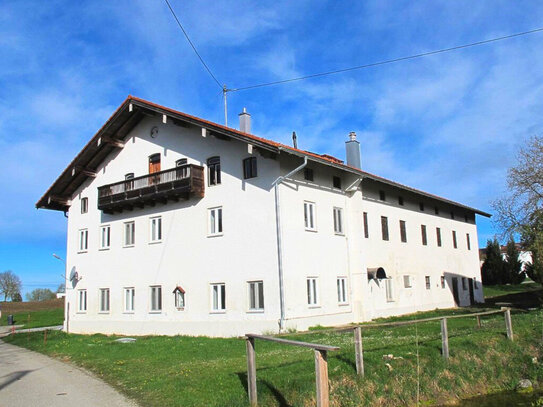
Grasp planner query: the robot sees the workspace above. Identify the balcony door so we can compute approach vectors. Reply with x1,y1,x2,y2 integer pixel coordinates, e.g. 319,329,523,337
149,154,161,174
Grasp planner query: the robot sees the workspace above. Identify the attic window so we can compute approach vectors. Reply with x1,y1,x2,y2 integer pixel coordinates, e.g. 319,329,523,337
398,196,404,206
173,286,186,309
379,190,386,201
243,157,257,179
304,168,314,181
419,202,425,211
332,176,341,189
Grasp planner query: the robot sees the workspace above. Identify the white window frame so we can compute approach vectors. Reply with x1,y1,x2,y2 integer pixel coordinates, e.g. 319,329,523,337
385,278,394,302
403,275,412,288
248,281,264,312
175,290,186,310
78,229,88,252
307,277,319,306
304,201,317,231
337,277,348,305
99,288,110,313
333,207,344,235
78,289,87,312
124,287,135,313
149,216,162,243
100,225,111,250
124,221,135,247
81,197,88,214
208,207,223,236
150,285,162,313
210,283,226,312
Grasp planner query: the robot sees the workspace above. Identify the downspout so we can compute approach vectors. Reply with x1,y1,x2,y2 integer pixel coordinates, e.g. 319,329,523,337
273,153,308,332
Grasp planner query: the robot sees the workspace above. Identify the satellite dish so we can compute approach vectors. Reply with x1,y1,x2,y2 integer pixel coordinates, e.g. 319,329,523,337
69,267,81,287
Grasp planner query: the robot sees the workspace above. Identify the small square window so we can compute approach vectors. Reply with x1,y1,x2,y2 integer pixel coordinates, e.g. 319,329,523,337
379,190,386,201
332,176,342,189
398,196,404,206
451,211,455,220
81,197,88,214
243,157,257,179
419,202,425,211
304,168,314,181
403,275,412,288
435,206,439,215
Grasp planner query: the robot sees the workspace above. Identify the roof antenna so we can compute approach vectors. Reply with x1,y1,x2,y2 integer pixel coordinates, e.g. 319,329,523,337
223,85,228,127
292,131,297,149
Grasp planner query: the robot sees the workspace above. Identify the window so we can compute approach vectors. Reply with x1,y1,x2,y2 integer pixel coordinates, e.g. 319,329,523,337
304,168,314,181
436,227,442,247
398,196,404,206
307,277,318,306
211,283,226,311
150,286,162,312
435,206,439,215
100,225,110,249
462,278,467,290
466,233,471,250
125,173,135,191
333,207,344,234
379,190,386,201
332,176,342,189
207,156,221,186
381,216,389,241
99,288,110,312
304,201,316,231
124,288,135,312
452,230,458,249
421,225,427,246
403,275,412,288
441,276,446,289
174,287,185,309
337,277,348,304
399,220,407,243
176,158,188,166
78,289,87,312
419,202,425,211
81,197,88,214
363,212,369,238
425,276,431,290
248,281,264,311
208,207,223,236
124,221,135,246
385,279,394,302
149,153,161,174
150,216,162,243
78,229,88,252
176,159,189,178
243,157,257,179
450,211,455,220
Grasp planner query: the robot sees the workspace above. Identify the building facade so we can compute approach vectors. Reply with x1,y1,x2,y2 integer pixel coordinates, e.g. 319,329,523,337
37,96,489,337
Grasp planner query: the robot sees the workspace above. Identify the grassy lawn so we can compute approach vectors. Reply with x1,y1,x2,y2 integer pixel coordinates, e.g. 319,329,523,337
4,307,543,407
483,282,541,299
0,298,64,328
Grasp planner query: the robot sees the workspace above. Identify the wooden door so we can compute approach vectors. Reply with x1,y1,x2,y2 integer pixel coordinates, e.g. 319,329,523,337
149,154,161,174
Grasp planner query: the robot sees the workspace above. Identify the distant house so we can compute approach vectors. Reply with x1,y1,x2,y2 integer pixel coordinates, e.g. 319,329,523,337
479,244,533,271
37,96,490,337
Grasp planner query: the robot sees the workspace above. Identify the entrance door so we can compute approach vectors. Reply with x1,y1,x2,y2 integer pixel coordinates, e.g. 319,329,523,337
451,277,460,306
468,278,475,305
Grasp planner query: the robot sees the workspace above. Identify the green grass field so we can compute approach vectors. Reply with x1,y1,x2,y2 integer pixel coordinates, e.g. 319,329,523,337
0,298,64,328
4,307,543,407
483,282,541,299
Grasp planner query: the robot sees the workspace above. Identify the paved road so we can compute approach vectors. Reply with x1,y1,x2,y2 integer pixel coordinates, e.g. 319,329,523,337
0,340,138,407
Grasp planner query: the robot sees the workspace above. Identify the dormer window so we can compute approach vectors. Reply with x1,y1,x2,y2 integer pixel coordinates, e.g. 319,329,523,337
173,286,186,310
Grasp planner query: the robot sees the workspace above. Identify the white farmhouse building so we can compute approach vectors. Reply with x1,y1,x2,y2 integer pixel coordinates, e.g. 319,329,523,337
37,96,490,337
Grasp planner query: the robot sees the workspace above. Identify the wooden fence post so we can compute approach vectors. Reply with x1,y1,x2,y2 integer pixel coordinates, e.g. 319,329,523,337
314,349,330,407
246,337,258,406
353,327,364,376
504,308,514,341
441,318,449,360
476,315,481,328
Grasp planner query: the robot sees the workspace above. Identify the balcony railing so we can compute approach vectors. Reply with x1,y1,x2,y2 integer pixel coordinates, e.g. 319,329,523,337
97,164,204,213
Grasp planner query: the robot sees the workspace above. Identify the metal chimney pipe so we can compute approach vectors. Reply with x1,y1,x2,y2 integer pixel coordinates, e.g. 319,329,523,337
292,131,297,149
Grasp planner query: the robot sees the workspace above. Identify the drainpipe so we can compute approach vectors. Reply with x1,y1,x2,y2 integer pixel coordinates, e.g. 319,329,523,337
273,153,308,332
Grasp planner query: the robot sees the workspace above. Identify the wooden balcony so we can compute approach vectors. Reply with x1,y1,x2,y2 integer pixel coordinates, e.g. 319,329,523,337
97,164,204,213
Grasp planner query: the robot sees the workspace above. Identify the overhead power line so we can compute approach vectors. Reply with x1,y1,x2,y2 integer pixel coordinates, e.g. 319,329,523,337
164,0,223,89
228,26,543,92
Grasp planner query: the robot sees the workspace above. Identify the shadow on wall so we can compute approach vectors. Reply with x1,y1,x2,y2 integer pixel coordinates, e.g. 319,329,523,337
443,272,483,307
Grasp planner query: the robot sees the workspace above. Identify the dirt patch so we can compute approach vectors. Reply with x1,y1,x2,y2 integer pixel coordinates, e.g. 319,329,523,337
0,299,64,313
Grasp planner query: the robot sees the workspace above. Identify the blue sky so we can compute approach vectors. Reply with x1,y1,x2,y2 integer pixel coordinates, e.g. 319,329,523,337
1,1,543,297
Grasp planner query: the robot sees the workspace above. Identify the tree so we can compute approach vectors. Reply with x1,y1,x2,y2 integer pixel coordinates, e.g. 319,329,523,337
25,288,56,302
56,283,65,294
481,239,505,285
503,237,525,284
11,292,22,302
493,135,543,283
0,270,23,301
